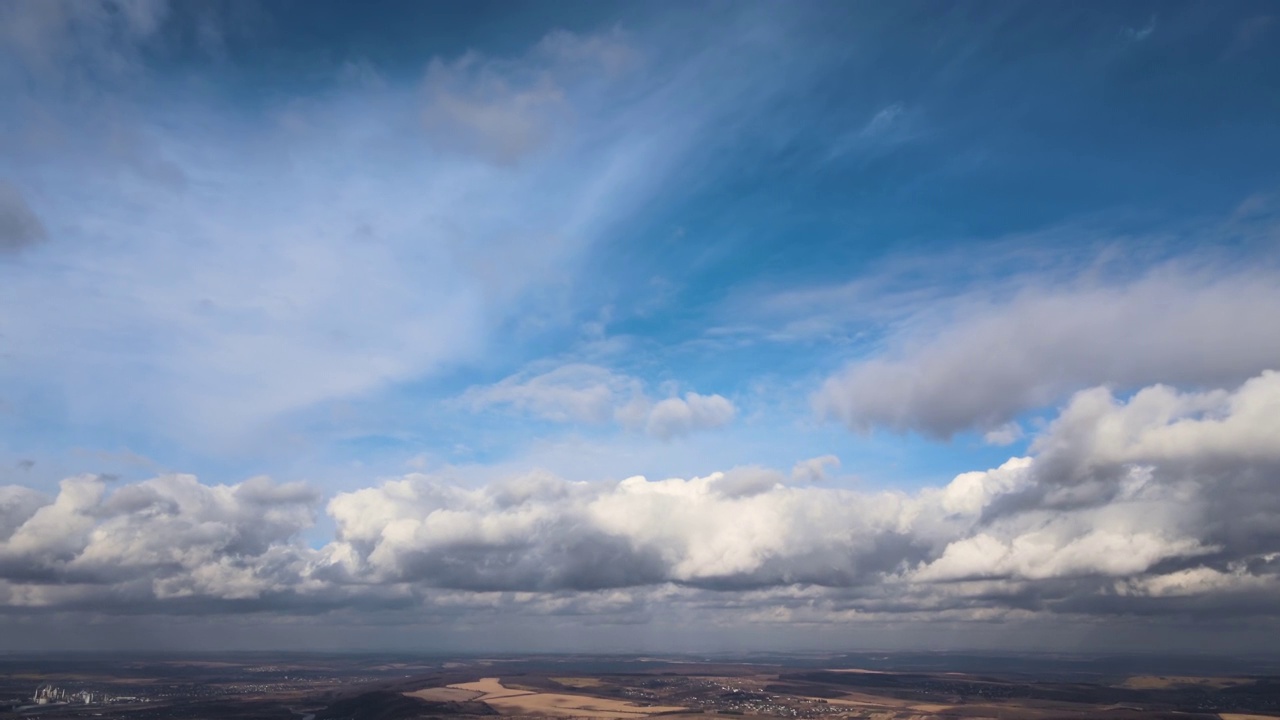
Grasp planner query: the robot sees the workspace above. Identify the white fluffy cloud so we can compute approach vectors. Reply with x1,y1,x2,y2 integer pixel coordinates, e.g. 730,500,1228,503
1,371,1277,626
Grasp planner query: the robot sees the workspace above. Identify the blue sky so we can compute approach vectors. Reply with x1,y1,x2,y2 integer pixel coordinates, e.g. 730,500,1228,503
1,1,1279,652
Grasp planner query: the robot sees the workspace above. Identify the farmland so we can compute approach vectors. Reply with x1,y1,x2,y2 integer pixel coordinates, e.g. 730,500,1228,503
1,653,1278,719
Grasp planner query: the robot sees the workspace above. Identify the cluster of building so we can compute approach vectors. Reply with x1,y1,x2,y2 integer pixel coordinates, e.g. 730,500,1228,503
31,684,118,706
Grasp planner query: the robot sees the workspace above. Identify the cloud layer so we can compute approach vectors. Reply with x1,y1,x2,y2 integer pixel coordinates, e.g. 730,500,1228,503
3,372,1277,630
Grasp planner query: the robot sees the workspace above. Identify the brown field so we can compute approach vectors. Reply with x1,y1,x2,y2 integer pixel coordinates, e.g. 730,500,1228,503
443,677,687,717
552,676,606,688
805,690,933,709
6,672,160,685
4,655,1278,720
907,703,957,712
789,690,958,717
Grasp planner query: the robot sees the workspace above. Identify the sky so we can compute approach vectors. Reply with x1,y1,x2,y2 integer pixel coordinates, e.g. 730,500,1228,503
1,0,1279,654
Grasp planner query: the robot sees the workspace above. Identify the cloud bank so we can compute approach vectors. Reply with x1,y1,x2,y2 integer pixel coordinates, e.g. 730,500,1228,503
3,372,1277,631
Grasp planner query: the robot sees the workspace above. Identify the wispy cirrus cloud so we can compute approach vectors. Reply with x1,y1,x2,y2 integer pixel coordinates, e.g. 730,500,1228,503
0,17,773,451
462,363,736,440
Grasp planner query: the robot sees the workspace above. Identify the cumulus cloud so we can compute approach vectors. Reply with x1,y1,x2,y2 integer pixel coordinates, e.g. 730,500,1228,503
0,182,46,253
1,372,1277,629
284,368,1280,618
0,474,318,609
815,270,1280,438
464,364,737,439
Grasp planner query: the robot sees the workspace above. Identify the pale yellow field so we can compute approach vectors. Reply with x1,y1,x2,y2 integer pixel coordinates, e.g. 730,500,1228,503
448,677,535,700
487,692,688,718
404,686,483,702
441,677,686,717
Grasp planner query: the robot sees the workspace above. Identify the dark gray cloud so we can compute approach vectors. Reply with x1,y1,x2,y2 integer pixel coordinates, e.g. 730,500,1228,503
0,182,47,253
815,270,1280,438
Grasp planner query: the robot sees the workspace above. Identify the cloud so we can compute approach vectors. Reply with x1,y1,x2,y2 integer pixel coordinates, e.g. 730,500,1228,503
279,368,1280,612
308,367,1280,617
644,392,737,440
0,25,721,448
420,28,636,165
1124,16,1157,43
983,422,1024,446
0,371,1277,627
861,103,904,137
464,364,737,440
790,454,840,483
463,364,643,424
914,371,1280,592
0,474,318,607
815,269,1280,437
422,52,567,166
0,0,169,82
824,102,917,162
0,182,46,253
